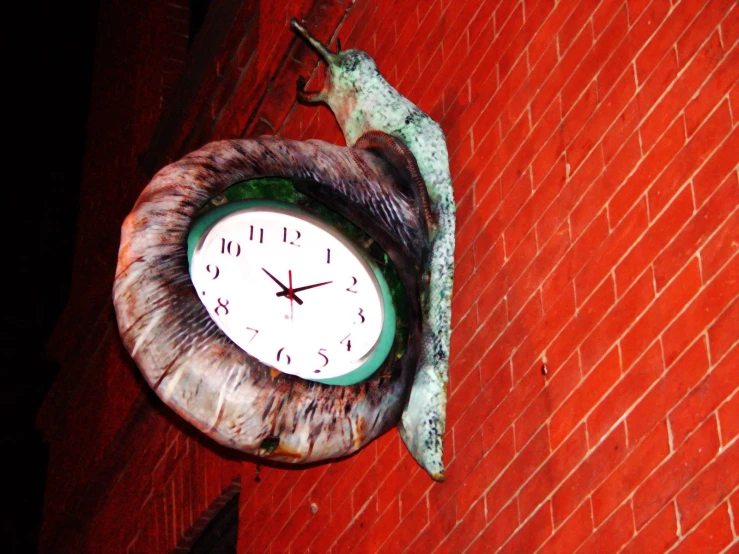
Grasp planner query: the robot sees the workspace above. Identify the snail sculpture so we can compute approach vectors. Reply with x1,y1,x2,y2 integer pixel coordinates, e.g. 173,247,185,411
112,19,454,481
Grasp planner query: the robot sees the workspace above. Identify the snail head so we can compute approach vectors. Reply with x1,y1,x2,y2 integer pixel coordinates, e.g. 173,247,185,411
291,18,379,106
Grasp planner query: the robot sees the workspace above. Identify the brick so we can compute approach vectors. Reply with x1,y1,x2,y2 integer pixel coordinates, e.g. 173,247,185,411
708,297,738,366
519,424,588,520
561,9,628,116
673,504,734,554
621,503,679,554
353,444,401,514
684,36,739,136
400,467,433,520
481,363,545,452
648,101,732,219
507,220,570,319
511,283,578,387
609,117,685,228
621,260,701,371
718,391,739,444
332,497,379,554
569,71,637,174
559,0,598,53
514,352,582,448
435,499,485,554
575,199,647,306
552,423,628,526
587,343,664,445
678,0,736,65
656,175,738,290
505,159,567,257
577,502,634,554
669,345,739,446
663,253,739,367
531,124,565,189
306,496,354,553
549,276,616,365
583,269,655,372
627,338,709,446
634,417,721,529
602,49,678,163
700,199,739,283
598,0,671,100
428,429,483,518
550,348,621,449
640,32,724,153
591,420,670,526
677,439,739,532
616,187,693,294
450,305,479,359
635,0,704,82
541,214,609,307
406,496,456,554
500,503,554,554
532,23,593,123
561,81,598,154
478,291,542,376
537,146,603,248
452,362,512,453
529,0,578,64
347,498,399,554
447,366,482,426
466,501,518,554
484,427,550,519
722,5,739,47
692,123,739,209
455,429,515,517
512,46,560,139
539,501,593,554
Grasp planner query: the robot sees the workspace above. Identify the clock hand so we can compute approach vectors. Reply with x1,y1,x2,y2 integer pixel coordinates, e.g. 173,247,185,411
288,269,294,321
261,268,304,305
276,280,333,297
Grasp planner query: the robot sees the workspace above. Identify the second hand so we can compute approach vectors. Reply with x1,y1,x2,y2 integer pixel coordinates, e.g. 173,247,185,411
288,269,294,321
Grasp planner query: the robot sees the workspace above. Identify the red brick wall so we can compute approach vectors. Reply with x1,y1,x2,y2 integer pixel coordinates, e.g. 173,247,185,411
41,0,738,552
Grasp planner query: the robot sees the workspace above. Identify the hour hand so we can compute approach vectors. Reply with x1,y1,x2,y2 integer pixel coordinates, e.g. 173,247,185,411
276,280,333,297
261,268,304,305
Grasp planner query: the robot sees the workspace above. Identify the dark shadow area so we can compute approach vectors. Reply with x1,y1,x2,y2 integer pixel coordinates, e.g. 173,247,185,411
5,2,99,552
188,487,239,554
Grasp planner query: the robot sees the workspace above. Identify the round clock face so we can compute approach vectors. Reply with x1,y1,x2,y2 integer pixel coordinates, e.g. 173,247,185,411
188,200,395,384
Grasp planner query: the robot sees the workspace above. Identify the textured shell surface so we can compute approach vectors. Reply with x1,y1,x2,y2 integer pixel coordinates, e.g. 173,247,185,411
114,137,428,464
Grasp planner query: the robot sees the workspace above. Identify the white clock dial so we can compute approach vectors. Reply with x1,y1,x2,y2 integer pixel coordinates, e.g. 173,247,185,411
189,202,394,383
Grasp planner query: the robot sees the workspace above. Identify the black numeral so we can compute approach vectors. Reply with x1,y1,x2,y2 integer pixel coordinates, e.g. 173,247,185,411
318,348,329,367
346,276,358,293
215,298,229,316
283,228,301,246
277,348,291,365
246,327,259,342
340,334,352,352
327,248,331,264
356,308,365,324
220,238,241,256
249,226,264,243
206,264,220,279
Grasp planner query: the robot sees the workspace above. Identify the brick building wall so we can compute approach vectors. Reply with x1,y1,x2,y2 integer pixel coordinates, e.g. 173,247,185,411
39,0,738,552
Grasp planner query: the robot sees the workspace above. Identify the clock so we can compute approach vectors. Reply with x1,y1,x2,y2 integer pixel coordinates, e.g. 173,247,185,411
187,199,396,385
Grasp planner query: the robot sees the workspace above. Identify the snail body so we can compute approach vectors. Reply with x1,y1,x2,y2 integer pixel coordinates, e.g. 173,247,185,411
292,20,455,481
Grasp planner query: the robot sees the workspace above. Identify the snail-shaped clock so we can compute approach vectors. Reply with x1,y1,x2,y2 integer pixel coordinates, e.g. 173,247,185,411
113,20,455,481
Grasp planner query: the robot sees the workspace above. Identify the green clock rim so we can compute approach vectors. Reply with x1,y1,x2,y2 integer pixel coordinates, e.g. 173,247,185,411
187,198,396,386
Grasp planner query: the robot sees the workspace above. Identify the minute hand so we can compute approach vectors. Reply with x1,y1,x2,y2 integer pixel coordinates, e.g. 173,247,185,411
276,280,333,297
